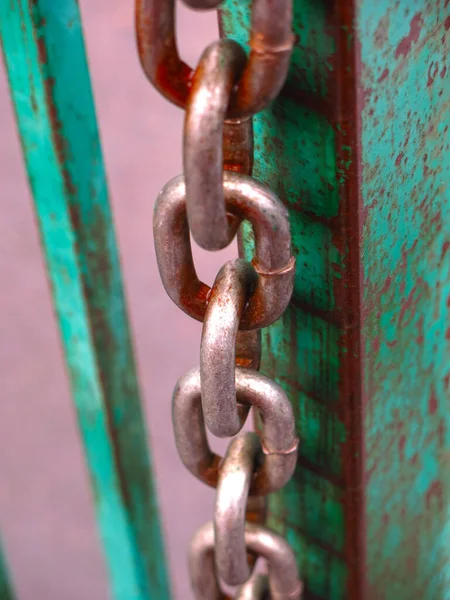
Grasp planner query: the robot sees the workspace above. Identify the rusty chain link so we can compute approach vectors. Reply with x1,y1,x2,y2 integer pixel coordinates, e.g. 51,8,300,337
137,0,302,594
184,39,246,250
172,366,298,491
153,173,295,329
136,0,294,115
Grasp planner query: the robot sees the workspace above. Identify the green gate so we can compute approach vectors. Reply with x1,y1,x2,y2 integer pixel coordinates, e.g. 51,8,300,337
1,1,449,598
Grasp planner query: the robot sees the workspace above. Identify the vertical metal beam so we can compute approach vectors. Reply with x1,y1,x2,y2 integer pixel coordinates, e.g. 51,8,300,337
222,0,449,598
359,2,450,597
0,3,171,598
221,3,359,597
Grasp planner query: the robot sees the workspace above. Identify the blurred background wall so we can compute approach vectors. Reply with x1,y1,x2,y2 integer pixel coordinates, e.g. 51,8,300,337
0,2,236,598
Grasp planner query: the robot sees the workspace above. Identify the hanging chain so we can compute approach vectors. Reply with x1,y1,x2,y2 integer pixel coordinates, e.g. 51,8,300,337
136,0,302,596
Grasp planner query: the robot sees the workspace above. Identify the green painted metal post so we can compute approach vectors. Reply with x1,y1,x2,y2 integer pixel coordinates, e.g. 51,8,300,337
0,3,171,599
0,541,16,600
360,3,450,597
222,1,449,599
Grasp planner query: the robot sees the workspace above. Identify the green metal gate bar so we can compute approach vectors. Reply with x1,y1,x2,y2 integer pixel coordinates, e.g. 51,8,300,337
0,540,15,600
0,2,171,599
360,2,450,597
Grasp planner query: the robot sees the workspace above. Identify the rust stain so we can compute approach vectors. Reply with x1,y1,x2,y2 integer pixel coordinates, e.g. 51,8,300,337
425,480,443,510
14,1,39,113
377,68,389,83
33,22,77,199
428,386,438,415
155,59,193,108
395,13,423,60
333,2,364,599
138,0,292,118
427,61,439,87
395,152,404,166
223,117,254,176
30,2,141,551
397,280,426,328
398,435,406,461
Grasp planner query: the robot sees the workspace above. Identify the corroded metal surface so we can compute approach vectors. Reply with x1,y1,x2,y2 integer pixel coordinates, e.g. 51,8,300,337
1,0,447,597
360,2,450,598
222,0,450,598
221,1,361,597
0,2,170,598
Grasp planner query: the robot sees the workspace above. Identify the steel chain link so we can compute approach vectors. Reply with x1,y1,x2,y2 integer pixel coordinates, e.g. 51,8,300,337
136,0,294,115
136,0,302,595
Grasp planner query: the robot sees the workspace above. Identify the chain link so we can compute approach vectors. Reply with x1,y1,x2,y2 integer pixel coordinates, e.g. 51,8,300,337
215,434,260,585
200,259,257,437
137,0,302,594
153,173,295,329
189,522,303,600
136,0,294,115
172,366,298,491
184,39,246,250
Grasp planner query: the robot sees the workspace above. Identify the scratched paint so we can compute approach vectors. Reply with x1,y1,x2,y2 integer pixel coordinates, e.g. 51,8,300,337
0,2,171,599
360,1,450,598
223,0,450,598
221,1,361,598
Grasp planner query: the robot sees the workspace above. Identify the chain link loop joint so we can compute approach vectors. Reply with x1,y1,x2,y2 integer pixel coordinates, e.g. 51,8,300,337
139,0,302,594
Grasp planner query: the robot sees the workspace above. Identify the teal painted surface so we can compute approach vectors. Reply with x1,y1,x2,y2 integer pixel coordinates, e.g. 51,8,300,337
0,541,15,600
223,0,450,598
0,3,171,599
221,2,356,598
359,1,450,597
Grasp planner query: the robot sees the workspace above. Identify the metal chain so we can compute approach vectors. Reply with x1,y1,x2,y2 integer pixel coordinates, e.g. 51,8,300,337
136,0,302,595
189,522,303,599
136,0,294,115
